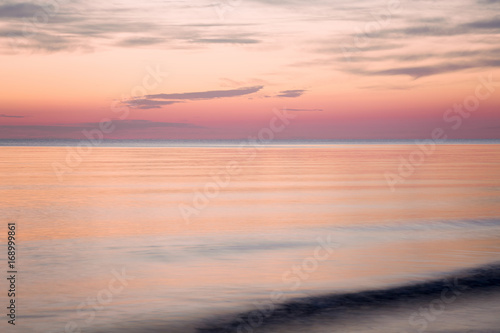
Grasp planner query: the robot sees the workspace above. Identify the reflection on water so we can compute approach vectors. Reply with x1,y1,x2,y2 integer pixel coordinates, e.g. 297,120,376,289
0,144,499,333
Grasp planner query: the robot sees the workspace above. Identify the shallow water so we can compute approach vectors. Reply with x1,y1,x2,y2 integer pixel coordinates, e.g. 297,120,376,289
1,144,500,333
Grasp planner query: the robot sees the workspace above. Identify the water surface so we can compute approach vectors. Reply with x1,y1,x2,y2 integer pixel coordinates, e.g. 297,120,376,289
1,144,499,332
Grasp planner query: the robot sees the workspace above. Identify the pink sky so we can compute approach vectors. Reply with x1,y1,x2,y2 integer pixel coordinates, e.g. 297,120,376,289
0,0,499,140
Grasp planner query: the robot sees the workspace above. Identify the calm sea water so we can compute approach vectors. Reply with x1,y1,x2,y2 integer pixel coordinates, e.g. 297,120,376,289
1,144,500,333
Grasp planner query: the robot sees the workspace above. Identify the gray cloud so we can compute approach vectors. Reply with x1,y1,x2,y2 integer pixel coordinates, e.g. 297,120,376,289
0,3,46,18
320,43,403,55
0,114,25,118
398,16,500,37
371,64,465,78
125,99,181,109
356,58,500,78
338,46,500,64
122,86,265,109
276,89,306,98
400,25,463,37
147,86,263,100
247,0,325,5
0,0,498,60
365,16,500,40
0,1,262,53
463,16,500,30
191,38,260,44
133,106,160,109
65,22,159,37
116,37,165,47
0,28,23,37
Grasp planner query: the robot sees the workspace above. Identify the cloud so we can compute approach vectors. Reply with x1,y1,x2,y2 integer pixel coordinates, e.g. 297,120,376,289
130,105,161,109
125,99,181,109
463,16,500,30
371,64,464,78
147,86,263,100
0,3,46,18
400,25,462,37
116,37,165,47
66,22,159,37
364,16,500,40
0,0,498,61
276,89,306,98
6,30,94,53
337,46,500,64
319,43,403,55
191,38,260,44
0,114,24,118
354,58,500,79
247,0,318,5
392,17,500,37
0,1,262,53
122,86,265,109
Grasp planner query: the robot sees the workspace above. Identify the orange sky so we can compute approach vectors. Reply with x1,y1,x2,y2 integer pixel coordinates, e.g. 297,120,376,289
1,0,500,140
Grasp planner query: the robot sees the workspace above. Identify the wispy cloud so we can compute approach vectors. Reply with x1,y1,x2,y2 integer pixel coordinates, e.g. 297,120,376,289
353,59,500,79
147,86,264,100
371,16,500,38
122,86,265,110
0,114,25,118
299,2,500,81
276,89,306,98
464,16,500,30
0,1,264,53
125,99,181,109
116,37,165,47
339,47,500,64
191,38,260,44
0,3,45,18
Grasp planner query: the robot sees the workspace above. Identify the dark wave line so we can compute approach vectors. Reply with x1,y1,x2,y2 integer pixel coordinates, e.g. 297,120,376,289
197,263,500,333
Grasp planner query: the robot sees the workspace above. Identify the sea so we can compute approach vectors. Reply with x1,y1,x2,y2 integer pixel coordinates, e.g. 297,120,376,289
1,141,499,333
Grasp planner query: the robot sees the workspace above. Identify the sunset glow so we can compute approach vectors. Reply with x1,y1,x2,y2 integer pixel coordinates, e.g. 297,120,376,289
1,0,500,140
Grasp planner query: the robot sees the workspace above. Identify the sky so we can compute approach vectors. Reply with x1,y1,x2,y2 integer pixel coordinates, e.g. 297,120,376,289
0,0,499,140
